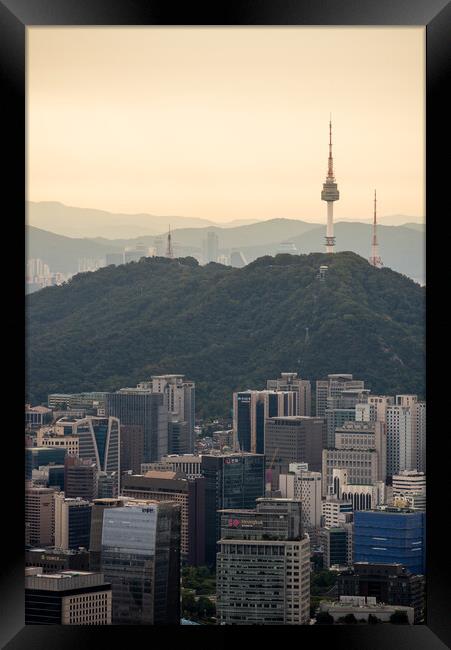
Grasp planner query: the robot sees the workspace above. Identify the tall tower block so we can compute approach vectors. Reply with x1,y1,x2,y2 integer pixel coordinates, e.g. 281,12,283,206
369,190,383,267
321,118,340,253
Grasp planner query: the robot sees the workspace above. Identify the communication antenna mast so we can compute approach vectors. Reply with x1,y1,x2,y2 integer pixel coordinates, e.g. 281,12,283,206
165,224,174,259
369,190,383,267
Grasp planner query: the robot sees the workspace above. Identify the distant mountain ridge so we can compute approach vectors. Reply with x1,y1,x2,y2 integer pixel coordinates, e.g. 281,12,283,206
26,218,425,285
26,252,425,417
27,201,423,238
27,201,260,238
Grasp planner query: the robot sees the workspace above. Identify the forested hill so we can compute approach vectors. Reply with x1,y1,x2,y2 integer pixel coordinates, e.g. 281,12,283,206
26,252,425,418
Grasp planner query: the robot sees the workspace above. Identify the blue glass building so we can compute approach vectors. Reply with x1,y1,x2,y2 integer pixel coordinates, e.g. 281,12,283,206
25,447,67,479
354,508,425,575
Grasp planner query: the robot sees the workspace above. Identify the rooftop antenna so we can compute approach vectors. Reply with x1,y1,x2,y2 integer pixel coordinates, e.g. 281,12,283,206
166,224,174,259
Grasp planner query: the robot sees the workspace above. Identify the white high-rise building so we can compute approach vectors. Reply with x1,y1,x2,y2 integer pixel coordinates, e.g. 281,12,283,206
278,466,322,531
356,395,395,423
392,470,426,510
386,397,425,477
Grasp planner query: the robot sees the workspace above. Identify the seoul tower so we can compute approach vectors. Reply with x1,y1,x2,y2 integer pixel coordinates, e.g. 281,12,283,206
369,189,383,267
321,117,340,253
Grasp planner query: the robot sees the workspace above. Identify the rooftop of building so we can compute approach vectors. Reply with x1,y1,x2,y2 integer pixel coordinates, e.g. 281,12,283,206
25,570,110,591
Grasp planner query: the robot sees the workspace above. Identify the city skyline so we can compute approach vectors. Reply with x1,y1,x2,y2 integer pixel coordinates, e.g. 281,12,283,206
28,27,424,223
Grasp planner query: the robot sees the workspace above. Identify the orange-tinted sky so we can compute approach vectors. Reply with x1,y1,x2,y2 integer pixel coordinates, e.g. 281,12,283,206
27,27,424,222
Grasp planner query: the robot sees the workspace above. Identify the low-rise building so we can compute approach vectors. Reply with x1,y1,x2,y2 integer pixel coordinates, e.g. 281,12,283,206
319,596,414,624
25,571,112,625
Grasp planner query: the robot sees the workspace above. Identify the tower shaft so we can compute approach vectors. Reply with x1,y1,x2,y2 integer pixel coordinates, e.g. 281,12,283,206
321,117,339,253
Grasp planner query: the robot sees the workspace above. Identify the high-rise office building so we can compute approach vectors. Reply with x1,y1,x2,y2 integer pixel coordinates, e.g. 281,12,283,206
320,526,352,569
25,405,53,428
25,570,112,625
25,485,57,547
233,389,298,454
31,464,65,491
354,507,426,575
322,448,380,496
203,231,219,263
54,494,92,551
148,375,195,454
121,470,206,566
321,496,353,528
37,428,80,457
266,372,312,416
106,388,168,463
64,457,98,501
101,499,181,624
201,452,265,566
334,420,387,483
324,408,356,448
386,403,418,478
392,470,426,510
26,447,67,480
337,562,426,624
97,472,119,498
414,401,426,473
56,416,120,492
143,454,203,479
278,466,322,533
264,416,325,481
316,374,365,417
216,498,310,625
356,395,395,423
89,498,127,572
387,397,426,476
120,424,145,474
168,420,190,455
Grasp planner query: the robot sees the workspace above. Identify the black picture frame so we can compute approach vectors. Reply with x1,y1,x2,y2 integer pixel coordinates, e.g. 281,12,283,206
2,0,449,647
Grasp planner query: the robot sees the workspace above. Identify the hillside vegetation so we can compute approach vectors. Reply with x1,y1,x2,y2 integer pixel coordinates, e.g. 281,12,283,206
26,252,425,417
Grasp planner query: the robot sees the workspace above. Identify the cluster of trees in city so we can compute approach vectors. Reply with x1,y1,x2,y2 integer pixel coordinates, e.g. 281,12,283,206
27,252,425,417
181,566,216,624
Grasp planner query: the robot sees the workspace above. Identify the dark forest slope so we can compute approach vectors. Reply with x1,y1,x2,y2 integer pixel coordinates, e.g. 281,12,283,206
26,252,425,417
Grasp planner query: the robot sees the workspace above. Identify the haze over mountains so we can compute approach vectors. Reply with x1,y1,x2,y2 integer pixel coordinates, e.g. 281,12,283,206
27,216,425,285
27,201,424,238
27,201,259,238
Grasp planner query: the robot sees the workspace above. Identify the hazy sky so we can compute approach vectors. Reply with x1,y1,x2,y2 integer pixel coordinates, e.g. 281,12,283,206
27,27,424,222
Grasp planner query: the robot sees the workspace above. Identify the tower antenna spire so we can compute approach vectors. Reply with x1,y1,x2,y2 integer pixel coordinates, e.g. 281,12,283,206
166,224,174,259
369,189,383,267
321,115,339,253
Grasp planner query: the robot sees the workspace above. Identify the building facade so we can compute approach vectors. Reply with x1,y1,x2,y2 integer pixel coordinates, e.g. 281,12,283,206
266,372,312,416
54,495,92,551
265,416,325,480
353,508,426,575
25,571,112,625
101,499,181,624
105,389,167,463
216,498,310,625
121,470,206,566
201,452,265,566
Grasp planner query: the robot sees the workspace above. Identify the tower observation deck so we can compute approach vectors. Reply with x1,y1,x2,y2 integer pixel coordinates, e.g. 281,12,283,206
321,118,339,253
